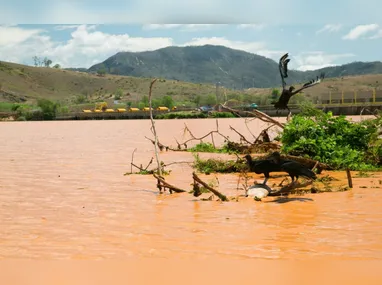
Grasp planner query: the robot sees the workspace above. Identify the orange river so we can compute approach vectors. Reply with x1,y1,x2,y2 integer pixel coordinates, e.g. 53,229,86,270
1,116,382,275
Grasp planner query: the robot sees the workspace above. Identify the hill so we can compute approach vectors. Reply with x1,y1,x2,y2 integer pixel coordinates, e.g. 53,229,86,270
1,59,382,114
88,45,382,89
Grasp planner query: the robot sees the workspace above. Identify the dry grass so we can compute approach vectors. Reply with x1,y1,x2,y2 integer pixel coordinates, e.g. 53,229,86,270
1,60,382,105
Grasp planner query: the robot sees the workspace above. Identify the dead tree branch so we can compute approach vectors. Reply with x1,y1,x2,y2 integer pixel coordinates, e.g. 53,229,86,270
219,104,285,129
229,125,253,144
192,172,228,201
148,78,161,176
153,173,187,194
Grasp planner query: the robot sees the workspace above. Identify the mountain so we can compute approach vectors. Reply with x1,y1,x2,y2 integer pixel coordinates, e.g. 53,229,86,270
87,45,382,89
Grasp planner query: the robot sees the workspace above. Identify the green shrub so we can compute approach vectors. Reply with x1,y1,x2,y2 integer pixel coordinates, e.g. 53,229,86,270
280,105,382,170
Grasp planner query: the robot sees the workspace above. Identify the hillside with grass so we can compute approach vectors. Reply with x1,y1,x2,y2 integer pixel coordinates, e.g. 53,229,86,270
88,45,382,89
1,59,382,117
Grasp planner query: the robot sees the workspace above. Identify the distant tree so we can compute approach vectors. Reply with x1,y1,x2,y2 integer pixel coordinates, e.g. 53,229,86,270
32,56,42,67
97,68,106,77
126,102,132,108
43,58,52,67
202,94,217,106
152,99,161,109
141,95,149,106
53,64,61,69
37,98,58,120
271,88,280,100
138,102,145,109
193,95,201,107
114,88,123,100
161,95,174,109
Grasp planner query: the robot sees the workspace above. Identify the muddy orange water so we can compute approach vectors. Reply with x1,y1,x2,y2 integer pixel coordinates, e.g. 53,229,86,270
1,116,382,261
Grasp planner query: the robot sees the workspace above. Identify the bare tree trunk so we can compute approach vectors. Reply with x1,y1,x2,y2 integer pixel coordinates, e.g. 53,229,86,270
148,78,162,176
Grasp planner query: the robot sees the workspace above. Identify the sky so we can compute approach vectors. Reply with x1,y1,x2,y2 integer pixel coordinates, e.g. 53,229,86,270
1,0,382,71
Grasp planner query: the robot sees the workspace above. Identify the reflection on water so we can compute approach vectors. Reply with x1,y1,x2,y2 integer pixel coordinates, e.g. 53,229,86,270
1,117,382,260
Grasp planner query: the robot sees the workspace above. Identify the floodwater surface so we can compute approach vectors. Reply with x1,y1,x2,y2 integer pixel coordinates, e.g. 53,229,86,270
1,117,382,261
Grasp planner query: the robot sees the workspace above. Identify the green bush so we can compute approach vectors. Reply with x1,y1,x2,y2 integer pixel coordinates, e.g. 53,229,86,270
280,105,382,170
37,98,58,120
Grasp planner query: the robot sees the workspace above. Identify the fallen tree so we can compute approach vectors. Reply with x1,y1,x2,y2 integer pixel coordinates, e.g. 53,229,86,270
125,82,382,202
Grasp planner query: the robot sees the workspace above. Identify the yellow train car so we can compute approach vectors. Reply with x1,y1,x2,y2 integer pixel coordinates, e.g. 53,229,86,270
116,108,127,112
129,107,140,112
157,106,169,111
94,109,102,113
142,107,153,111
82,109,92,113
105,108,115,112
172,106,177,110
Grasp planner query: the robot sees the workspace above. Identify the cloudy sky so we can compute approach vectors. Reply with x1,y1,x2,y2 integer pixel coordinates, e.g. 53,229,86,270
1,0,382,71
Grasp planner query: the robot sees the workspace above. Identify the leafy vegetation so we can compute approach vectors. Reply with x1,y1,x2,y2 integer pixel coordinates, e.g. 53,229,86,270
280,104,382,170
193,154,247,174
155,111,207,119
187,142,239,154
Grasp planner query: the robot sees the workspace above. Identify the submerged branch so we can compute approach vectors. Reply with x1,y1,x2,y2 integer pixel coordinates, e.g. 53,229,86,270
153,173,187,194
192,172,228,201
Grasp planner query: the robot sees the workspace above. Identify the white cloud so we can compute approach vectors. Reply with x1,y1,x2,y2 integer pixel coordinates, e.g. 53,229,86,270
293,51,355,71
0,25,44,46
237,24,265,30
316,24,342,34
0,25,174,68
369,29,382,39
342,24,379,40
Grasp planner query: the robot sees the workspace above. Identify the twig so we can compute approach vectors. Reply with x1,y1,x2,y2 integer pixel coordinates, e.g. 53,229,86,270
192,172,228,201
144,157,154,171
148,78,160,175
145,136,179,151
153,173,187,193
311,161,319,172
244,118,258,140
254,124,275,144
229,125,253,144
219,104,285,129
130,148,137,174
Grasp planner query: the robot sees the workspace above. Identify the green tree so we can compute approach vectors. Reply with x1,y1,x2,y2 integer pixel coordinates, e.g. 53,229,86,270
97,68,106,77
37,98,58,120
141,95,149,106
114,88,123,100
202,94,217,106
161,95,174,109
152,99,161,109
193,95,201,107
53,64,61,69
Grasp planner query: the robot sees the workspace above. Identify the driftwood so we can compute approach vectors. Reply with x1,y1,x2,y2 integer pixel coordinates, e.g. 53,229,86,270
153,173,187,194
192,172,228,201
